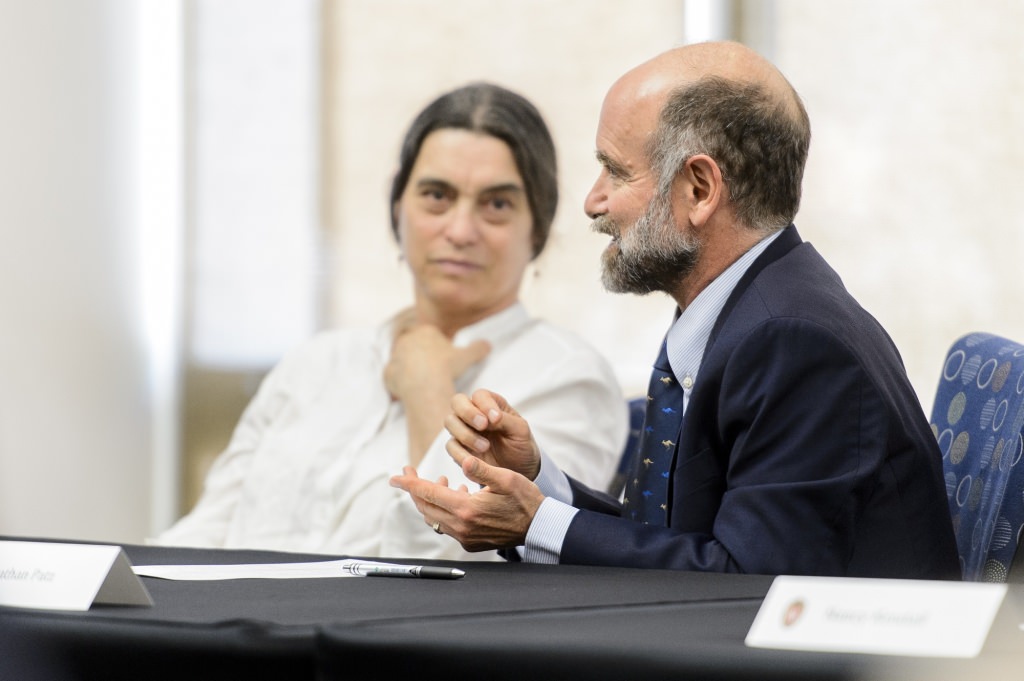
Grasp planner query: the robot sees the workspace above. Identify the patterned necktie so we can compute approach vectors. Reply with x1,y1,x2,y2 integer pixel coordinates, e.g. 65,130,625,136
623,339,685,525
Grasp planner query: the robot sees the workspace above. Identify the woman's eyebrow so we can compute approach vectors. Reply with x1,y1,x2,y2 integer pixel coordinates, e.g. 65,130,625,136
479,183,525,195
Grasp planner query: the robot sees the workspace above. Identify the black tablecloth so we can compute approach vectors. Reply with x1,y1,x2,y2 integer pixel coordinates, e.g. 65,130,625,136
1,539,777,680
317,599,868,681
2,537,1022,681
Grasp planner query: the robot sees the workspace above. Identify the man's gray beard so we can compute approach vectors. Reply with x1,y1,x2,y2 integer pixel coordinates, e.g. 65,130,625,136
594,194,701,295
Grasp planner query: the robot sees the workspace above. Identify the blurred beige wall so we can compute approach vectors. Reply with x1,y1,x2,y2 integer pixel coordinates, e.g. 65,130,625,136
775,1,1024,410
0,1,153,544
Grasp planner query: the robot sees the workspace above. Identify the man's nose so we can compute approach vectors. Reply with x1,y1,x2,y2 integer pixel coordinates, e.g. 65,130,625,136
584,171,609,219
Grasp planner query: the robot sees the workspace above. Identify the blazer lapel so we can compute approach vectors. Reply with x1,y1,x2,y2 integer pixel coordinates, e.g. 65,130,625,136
703,224,803,359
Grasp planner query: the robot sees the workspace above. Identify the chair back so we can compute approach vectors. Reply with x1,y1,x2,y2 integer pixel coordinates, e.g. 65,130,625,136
929,332,1024,581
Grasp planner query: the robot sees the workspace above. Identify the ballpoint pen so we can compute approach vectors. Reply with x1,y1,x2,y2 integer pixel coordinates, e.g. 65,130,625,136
343,562,465,580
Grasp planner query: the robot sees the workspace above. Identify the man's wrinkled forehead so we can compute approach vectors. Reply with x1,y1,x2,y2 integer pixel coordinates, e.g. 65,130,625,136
600,66,669,138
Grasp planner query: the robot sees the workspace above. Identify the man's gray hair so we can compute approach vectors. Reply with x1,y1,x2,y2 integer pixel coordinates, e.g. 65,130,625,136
646,76,811,233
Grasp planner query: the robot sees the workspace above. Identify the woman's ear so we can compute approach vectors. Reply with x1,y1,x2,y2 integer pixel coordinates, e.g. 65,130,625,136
391,200,403,241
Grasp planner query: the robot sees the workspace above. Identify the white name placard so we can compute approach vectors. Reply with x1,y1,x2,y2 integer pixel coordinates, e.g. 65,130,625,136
0,540,153,611
745,575,1007,658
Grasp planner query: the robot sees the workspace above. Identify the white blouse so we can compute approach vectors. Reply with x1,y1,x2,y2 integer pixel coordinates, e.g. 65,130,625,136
154,304,628,561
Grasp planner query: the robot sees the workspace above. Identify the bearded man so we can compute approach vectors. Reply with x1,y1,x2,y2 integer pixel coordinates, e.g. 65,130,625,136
391,41,960,579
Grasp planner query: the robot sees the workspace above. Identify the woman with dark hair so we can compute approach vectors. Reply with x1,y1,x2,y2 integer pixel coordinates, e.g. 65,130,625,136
156,83,628,561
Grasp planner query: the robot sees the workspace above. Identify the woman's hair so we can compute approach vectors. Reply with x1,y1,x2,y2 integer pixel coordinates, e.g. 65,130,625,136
389,82,558,259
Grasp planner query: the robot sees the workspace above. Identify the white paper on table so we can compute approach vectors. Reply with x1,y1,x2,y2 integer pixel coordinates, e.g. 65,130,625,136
133,558,378,581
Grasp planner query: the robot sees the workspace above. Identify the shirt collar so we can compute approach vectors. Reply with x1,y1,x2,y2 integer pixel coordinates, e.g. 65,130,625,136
665,230,783,396
450,302,529,347
382,301,529,342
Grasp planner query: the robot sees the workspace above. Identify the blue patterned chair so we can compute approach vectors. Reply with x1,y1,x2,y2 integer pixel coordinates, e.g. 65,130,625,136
929,332,1024,581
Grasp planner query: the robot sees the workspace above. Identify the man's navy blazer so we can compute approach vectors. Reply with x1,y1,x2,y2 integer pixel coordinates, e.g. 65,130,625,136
561,225,960,579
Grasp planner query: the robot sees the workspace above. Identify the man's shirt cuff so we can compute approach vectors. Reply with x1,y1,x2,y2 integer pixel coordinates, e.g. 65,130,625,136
533,450,573,502
514,451,577,563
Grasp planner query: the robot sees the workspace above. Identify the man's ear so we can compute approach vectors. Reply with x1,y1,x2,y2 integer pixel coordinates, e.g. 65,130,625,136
675,154,724,228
